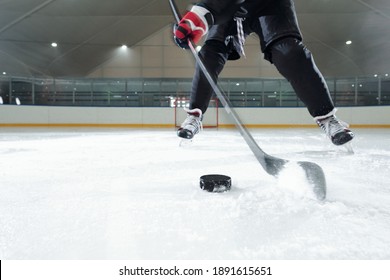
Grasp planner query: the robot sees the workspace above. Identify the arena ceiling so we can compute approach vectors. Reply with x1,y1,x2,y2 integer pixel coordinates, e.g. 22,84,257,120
0,0,389,77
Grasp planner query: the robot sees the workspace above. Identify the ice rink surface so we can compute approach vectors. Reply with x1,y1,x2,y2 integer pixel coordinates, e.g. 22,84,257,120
0,127,389,260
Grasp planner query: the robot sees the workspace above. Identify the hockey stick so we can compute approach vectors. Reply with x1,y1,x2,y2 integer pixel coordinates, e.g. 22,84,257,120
169,0,326,200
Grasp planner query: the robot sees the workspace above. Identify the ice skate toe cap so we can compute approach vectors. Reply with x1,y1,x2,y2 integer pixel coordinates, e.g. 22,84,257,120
332,131,354,146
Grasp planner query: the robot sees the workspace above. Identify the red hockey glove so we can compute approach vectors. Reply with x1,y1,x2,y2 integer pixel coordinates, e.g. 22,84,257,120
173,6,211,49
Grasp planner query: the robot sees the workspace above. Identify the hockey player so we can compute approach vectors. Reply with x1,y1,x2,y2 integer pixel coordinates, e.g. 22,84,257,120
173,0,354,146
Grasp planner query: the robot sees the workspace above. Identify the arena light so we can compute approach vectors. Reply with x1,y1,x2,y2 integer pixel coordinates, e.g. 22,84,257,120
51,42,58,47
345,40,352,45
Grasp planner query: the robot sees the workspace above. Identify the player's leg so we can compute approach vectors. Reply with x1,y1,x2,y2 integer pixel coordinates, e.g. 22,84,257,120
178,26,230,139
255,0,354,145
270,38,354,145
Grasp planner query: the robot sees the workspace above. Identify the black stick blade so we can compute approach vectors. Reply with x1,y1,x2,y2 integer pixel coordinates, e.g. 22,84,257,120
298,161,327,200
263,156,327,200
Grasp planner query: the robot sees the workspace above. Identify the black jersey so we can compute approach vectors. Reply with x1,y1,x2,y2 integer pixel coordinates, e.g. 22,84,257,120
199,0,273,23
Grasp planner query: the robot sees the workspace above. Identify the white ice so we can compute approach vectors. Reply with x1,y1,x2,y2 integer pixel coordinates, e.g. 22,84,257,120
0,127,389,260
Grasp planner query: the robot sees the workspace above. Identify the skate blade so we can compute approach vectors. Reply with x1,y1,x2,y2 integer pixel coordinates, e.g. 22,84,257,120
179,138,193,147
342,142,354,154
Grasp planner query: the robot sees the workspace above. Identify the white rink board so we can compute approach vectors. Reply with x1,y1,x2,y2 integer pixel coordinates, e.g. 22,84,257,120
0,105,389,126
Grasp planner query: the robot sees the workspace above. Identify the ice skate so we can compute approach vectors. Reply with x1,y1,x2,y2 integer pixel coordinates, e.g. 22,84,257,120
315,111,354,146
177,108,203,140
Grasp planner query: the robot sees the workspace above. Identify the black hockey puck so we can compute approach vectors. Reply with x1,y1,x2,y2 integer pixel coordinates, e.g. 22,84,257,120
200,174,231,193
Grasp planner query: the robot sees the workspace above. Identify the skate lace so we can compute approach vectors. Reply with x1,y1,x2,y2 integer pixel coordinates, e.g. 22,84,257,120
319,116,348,138
181,114,203,133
